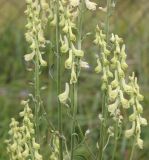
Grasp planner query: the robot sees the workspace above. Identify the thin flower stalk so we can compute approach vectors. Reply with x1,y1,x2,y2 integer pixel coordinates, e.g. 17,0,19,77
57,0,96,159
56,1,88,159
56,0,63,159
94,25,113,159
109,34,129,160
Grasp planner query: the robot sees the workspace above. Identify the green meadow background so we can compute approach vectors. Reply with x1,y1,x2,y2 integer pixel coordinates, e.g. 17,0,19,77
0,0,149,159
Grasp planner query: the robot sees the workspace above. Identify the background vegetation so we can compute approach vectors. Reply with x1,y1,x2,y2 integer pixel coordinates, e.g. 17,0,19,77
0,0,149,159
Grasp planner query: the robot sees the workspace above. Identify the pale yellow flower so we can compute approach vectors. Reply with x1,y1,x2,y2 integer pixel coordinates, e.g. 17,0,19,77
24,52,35,61
58,83,69,105
85,0,97,11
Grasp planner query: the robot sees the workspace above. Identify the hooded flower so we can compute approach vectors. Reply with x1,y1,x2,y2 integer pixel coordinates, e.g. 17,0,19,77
24,52,35,61
58,83,69,106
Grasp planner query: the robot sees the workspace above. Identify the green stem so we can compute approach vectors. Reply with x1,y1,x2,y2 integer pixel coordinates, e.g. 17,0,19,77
98,92,108,160
98,92,105,160
98,0,112,159
70,1,84,159
34,46,40,140
129,138,136,160
112,121,119,160
70,83,78,160
102,96,109,159
56,0,63,159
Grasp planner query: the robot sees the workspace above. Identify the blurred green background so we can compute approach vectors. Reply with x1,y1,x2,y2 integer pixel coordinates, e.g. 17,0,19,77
0,0,149,159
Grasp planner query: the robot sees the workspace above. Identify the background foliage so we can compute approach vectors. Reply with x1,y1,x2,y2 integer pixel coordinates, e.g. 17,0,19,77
0,0,149,159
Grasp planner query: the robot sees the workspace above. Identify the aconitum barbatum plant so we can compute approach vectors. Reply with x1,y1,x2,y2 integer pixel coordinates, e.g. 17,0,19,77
5,0,147,160
94,26,147,159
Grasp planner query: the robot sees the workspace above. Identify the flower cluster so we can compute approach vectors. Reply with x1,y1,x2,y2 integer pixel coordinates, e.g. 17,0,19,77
125,73,147,149
108,34,131,122
6,100,42,160
55,1,90,84
24,0,49,66
6,118,25,160
94,25,113,91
